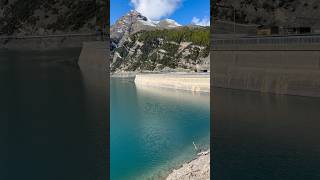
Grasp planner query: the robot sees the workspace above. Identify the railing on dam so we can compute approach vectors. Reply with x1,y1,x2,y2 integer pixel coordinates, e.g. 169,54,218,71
212,34,320,46
0,33,109,50
0,33,96,40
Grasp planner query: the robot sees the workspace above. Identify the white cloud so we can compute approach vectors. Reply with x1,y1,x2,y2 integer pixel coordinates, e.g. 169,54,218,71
191,17,210,26
130,0,182,20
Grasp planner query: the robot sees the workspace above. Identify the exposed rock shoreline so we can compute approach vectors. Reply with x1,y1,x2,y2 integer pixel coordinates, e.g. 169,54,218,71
111,72,210,92
166,150,210,180
134,73,210,93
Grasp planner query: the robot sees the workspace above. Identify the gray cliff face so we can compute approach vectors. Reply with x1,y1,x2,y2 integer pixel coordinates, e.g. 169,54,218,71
110,10,154,45
217,0,320,28
110,10,181,48
110,10,209,72
0,0,102,36
0,0,108,50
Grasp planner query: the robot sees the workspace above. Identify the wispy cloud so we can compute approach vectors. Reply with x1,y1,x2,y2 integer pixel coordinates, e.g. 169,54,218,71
130,0,182,20
191,17,210,26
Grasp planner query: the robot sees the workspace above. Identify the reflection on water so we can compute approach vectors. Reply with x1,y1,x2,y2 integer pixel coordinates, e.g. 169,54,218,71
213,88,320,180
111,79,210,180
0,49,107,180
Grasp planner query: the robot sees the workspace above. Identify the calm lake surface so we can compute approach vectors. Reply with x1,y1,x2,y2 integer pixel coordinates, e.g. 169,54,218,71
110,78,210,179
213,87,320,180
0,49,107,180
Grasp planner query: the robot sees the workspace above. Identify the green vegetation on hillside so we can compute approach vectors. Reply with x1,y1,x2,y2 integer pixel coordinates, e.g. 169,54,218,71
112,27,210,72
135,27,210,47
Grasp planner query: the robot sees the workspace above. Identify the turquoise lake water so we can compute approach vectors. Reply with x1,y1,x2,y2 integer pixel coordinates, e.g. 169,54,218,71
110,78,210,180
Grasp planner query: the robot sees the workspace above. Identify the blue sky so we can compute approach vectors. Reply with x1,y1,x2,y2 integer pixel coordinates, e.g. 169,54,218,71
110,0,210,26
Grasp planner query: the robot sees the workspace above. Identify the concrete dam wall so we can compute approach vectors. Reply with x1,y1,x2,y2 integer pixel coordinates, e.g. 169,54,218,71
212,35,320,97
0,34,97,50
78,41,108,72
213,20,258,35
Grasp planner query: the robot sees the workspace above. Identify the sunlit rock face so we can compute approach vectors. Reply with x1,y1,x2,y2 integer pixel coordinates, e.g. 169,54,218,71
110,10,210,72
110,10,182,47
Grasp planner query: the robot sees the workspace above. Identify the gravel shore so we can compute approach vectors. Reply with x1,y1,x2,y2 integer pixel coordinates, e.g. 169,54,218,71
166,150,210,180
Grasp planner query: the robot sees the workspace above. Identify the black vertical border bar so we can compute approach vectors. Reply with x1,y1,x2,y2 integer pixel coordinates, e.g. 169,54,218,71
105,0,110,179
210,0,218,179
210,0,213,178
106,0,110,179
96,0,110,179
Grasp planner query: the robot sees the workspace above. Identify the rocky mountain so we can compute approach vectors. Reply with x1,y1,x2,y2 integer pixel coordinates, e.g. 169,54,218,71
110,10,210,72
0,0,107,36
216,0,320,28
110,10,181,49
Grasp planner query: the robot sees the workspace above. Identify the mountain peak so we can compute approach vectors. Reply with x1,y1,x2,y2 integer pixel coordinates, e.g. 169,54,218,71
128,9,141,16
158,18,182,28
111,10,154,43
111,11,183,45
121,9,149,22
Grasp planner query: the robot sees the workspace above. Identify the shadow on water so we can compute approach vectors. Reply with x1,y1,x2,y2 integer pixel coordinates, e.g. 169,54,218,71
212,87,320,180
0,49,107,180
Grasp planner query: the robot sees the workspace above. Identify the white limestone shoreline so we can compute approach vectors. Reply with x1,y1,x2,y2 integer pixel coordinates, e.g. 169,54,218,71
110,71,138,78
134,72,210,93
166,150,210,180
